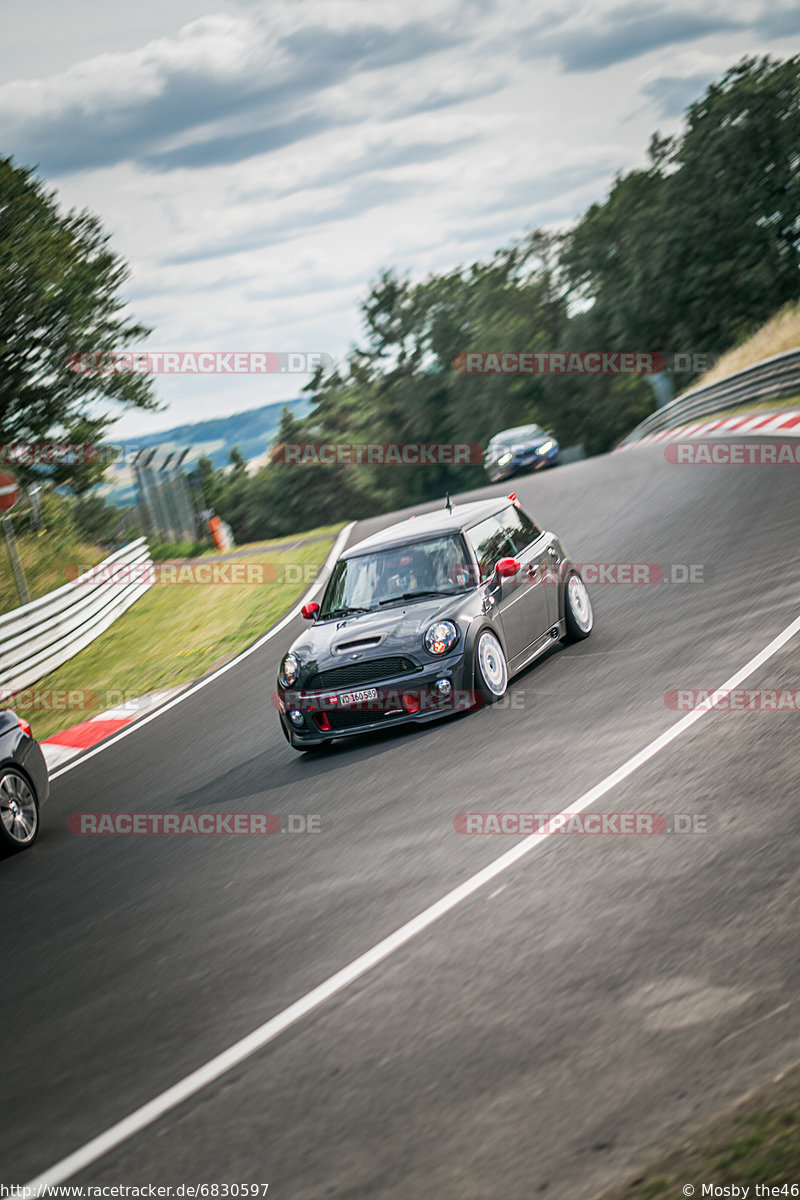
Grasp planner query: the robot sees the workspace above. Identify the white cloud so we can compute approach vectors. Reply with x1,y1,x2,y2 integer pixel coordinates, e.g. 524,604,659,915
1,0,794,436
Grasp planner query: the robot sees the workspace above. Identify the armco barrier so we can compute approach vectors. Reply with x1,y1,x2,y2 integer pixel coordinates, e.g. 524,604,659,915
0,538,153,695
621,346,800,444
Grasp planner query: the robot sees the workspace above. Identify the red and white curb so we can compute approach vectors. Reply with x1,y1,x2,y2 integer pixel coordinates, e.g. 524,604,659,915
41,688,186,769
617,409,800,450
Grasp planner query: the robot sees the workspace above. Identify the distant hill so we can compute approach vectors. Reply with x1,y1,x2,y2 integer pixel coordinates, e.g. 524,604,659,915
99,397,311,504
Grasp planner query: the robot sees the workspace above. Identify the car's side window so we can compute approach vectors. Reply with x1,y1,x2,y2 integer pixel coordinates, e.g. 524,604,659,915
466,517,516,581
499,504,542,552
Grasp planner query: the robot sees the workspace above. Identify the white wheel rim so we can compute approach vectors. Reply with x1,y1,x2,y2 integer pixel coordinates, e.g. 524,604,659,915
478,632,508,696
567,574,593,632
0,770,38,844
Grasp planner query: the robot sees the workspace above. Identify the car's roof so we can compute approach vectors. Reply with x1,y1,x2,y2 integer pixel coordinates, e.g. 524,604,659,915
342,498,514,558
489,424,543,440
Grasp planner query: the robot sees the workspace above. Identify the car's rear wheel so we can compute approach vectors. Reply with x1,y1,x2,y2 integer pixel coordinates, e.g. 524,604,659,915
474,630,508,703
0,766,40,851
563,571,593,641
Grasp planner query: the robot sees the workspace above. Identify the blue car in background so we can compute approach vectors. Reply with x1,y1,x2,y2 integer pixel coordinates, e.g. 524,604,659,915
483,424,559,482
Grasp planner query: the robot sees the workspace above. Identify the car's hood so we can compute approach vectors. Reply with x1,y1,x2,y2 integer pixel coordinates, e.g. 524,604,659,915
287,594,465,671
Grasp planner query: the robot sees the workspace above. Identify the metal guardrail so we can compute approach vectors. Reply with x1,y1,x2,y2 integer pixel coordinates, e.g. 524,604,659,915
620,347,800,444
0,538,153,696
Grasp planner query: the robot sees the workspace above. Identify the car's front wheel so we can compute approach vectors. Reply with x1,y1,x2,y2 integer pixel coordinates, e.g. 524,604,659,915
474,630,508,704
0,766,40,852
562,571,593,641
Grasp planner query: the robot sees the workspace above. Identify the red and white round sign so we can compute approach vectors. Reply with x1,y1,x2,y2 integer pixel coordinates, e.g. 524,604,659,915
0,471,20,511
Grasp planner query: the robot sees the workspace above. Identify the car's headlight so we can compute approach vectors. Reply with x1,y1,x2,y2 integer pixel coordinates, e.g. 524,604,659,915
535,439,555,455
424,620,458,655
496,452,513,466
279,652,300,686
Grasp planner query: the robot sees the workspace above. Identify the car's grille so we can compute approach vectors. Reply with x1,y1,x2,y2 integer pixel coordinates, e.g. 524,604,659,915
304,656,419,691
318,708,398,732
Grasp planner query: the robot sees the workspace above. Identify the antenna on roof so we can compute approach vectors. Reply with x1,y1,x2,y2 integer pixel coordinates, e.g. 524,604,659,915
444,492,452,513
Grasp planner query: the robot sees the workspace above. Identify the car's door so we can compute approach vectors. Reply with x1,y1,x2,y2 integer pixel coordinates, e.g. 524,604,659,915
464,513,550,668
499,503,562,640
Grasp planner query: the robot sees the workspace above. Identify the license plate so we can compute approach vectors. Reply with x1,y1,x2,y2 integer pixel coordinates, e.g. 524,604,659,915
339,688,379,706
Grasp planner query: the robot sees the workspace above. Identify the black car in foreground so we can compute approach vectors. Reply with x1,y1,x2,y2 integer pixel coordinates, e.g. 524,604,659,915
276,496,592,751
0,710,49,851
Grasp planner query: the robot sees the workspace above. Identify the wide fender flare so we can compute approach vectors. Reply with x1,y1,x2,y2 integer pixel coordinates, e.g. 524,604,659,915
462,616,510,686
555,556,582,622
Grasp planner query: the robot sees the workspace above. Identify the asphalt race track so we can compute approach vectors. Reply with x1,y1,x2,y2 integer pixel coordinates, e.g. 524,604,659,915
3,440,800,1197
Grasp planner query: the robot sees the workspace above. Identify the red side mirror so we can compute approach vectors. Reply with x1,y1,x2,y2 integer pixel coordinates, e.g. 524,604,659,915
495,557,521,579
301,602,320,620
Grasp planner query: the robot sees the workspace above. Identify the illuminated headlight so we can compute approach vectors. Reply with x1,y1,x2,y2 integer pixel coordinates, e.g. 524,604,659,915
535,440,555,455
496,452,513,466
424,620,458,655
279,652,300,687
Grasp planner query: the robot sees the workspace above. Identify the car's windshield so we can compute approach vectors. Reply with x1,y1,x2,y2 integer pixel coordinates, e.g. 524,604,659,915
489,425,543,448
320,534,474,617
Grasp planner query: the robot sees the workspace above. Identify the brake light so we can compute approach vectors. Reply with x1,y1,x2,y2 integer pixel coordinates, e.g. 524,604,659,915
18,717,32,738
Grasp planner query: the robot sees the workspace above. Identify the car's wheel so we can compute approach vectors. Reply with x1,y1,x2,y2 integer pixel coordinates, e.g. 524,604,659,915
474,629,508,703
563,571,593,641
0,766,40,851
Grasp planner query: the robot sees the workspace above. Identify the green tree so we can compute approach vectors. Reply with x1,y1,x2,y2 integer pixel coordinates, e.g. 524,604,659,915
0,157,160,491
71,493,127,544
562,56,800,373
194,454,230,515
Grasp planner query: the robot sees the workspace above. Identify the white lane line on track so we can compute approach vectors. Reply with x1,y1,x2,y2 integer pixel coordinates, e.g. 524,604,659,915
25,608,800,1187
47,523,355,780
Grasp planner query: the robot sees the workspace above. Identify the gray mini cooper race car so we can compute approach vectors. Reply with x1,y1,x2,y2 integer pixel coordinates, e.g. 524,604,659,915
276,495,592,750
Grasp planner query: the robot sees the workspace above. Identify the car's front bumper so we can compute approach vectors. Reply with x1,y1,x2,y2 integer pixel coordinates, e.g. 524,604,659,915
277,654,473,746
485,449,558,480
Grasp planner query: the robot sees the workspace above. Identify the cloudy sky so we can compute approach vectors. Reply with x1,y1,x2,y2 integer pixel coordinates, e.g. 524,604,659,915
3,0,798,437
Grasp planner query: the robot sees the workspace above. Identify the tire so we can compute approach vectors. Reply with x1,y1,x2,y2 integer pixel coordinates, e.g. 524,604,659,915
0,766,40,851
474,629,509,704
562,571,593,642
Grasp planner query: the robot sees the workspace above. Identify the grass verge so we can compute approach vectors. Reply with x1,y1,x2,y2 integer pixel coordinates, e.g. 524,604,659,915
696,301,800,387
7,524,341,742
0,530,107,612
592,1061,800,1199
